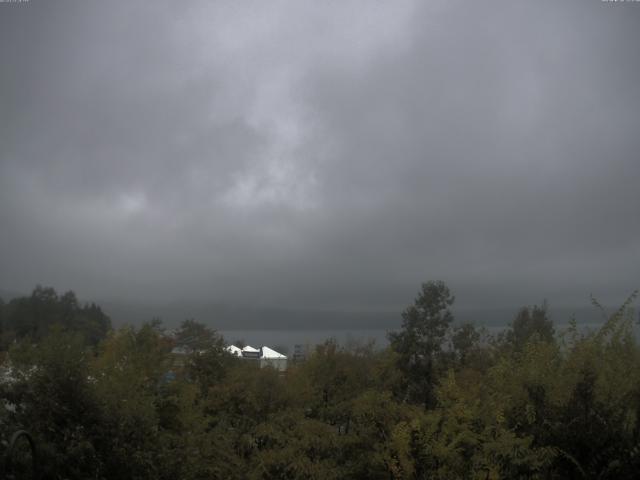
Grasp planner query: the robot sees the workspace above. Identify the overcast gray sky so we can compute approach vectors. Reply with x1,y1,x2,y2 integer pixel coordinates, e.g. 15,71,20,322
1,0,638,312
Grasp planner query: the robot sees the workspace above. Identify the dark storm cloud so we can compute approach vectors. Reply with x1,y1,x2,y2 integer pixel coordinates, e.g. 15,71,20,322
1,0,638,313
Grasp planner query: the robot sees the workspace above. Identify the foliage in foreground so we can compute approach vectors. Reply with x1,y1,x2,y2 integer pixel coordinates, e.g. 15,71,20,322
0,284,639,479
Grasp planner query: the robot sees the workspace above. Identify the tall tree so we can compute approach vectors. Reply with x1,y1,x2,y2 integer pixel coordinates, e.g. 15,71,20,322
1,286,111,347
174,319,220,351
388,280,455,407
507,302,554,351
173,319,233,394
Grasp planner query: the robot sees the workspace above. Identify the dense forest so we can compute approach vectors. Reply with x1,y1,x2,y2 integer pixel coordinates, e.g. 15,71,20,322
0,282,639,479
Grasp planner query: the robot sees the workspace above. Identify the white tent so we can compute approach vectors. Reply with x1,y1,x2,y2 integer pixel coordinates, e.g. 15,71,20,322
241,345,260,358
260,346,286,359
260,346,287,371
225,345,243,357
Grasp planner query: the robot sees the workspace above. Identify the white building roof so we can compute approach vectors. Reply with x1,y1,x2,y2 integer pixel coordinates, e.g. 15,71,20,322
225,345,243,357
261,346,287,359
242,345,260,353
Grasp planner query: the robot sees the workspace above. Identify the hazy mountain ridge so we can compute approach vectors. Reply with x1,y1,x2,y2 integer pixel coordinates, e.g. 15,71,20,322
1,287,622,331
100,299,616,331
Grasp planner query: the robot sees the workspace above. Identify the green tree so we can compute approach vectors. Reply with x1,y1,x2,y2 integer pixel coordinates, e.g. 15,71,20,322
388,280,455,407
506,303,554,351
186,339,235,396
451,322,481,365
89,323,173,478
174,318,220,351
173,319,234,394
3,328,102,479
1,286,111,347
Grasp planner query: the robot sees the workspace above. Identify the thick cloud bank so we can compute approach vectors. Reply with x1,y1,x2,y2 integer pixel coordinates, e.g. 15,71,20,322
1,0,638,313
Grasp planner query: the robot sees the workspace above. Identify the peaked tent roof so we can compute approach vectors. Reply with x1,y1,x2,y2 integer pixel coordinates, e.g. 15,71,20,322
225,345,243,357
261,346,287,359
242,345,260,353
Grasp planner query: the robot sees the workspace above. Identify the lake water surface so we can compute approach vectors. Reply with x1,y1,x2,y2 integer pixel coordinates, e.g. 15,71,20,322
220,322,610,355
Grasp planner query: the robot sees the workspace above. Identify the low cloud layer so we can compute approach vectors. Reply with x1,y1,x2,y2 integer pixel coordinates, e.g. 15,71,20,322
1,0,638,313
